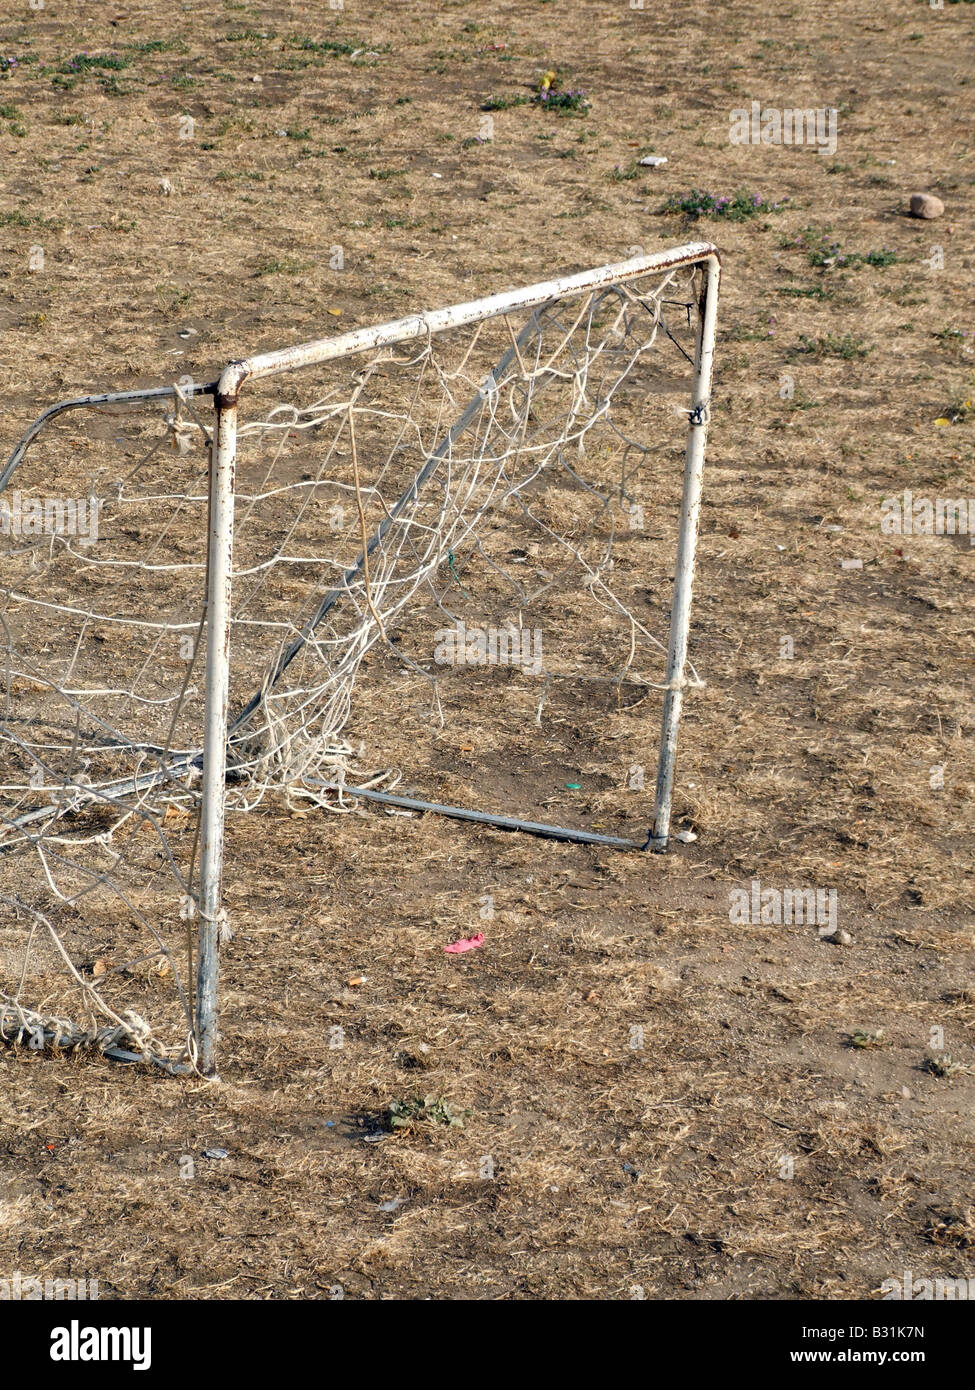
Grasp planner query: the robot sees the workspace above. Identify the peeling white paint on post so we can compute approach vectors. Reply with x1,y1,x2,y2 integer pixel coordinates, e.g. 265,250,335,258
195,369,238,1076
651,252,721,851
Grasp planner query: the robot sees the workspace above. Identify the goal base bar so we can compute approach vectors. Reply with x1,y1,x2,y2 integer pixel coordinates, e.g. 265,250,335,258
310,779,654,851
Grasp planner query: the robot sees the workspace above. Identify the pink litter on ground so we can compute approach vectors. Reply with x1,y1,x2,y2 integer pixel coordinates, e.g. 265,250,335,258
443,933,485,954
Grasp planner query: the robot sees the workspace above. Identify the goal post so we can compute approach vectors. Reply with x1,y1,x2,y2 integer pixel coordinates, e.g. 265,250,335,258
652,243,721,850
0,241,720,1076
196,386,237,1076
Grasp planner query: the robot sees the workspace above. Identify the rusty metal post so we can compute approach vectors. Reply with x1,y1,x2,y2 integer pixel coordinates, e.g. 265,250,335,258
195,368,239,1075
651,252,721,851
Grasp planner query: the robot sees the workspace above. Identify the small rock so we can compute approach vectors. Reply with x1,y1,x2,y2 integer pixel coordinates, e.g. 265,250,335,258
909,193,944,220
824,928,853,947
378,1196,407,1213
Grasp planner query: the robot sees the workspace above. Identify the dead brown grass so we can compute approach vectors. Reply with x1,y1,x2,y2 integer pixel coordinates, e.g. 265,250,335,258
0,0,973,1301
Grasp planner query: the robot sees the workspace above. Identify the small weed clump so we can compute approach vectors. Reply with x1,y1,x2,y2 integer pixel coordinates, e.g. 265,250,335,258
796,332,870,360
254,258,310,277
387,1095,472,1131
664,188,786,221
483,71,590,116
481,93,528,111
59,52,130,74
534,70,590,113
784,226,900,270
925,1053,969,1080
52,52,132,92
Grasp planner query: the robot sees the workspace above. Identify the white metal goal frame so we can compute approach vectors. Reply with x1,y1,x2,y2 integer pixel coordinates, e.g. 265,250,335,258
1,241,719,1075
200,241,719,1073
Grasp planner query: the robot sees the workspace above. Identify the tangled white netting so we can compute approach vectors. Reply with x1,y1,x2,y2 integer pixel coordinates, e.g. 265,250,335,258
0,263,704,1065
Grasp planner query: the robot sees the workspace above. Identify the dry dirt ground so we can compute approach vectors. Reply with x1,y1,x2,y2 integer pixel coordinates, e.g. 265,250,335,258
1,0,974,1300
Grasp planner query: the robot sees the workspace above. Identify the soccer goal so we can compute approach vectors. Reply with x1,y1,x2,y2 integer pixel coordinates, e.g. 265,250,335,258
0,241,719,1075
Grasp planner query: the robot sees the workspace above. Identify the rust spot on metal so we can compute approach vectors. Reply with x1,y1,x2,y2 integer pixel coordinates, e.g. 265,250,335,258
215,360,250,410
696,255,720,323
